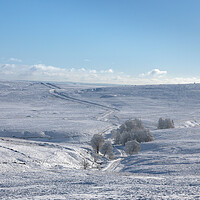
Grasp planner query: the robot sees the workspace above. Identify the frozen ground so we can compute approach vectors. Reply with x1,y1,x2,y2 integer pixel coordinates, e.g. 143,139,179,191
0,81,200,199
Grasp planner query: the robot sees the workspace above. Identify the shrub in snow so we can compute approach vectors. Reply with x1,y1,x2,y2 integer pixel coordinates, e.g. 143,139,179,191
91,134,104,154
158,118,174,129
82,159,90,169
125,140,140,155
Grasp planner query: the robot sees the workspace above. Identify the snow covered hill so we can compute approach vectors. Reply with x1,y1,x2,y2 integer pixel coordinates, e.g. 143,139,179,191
0,81,200,199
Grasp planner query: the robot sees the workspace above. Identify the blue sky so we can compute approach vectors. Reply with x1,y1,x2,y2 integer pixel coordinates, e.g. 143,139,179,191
1,0,200,84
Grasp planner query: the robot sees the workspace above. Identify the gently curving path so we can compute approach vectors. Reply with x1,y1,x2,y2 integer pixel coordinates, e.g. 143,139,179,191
41,82,119,125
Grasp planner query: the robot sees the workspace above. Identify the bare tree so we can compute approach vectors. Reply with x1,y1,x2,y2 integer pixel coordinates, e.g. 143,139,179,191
91,134,104,154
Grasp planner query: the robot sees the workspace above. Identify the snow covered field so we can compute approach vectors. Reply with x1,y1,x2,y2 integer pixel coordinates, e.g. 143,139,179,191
0,81,200,199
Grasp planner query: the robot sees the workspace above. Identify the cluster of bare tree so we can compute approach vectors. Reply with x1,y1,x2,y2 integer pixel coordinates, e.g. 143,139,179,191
86,117,174,169
112,119,154,154
90,117,174,159
91,118,154,157
91,134,114,159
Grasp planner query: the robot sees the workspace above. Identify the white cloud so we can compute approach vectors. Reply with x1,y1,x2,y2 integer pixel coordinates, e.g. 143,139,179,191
84,59,91,62
108,69,114,73
100,69,114,73
89,70,97,73
0,63,199,85
0,64,124,84
80,68,86,72
9,57,22,62
140,68,167,77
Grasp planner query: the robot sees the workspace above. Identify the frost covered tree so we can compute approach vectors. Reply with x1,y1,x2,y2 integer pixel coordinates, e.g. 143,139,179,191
125,140,140,155
158,118,165,129
100,141,114,159
124,118,144,132
100,141,113,156
158,118,174,129
119,123,126,134
91,134,104,154
112,130,121,144
164,118,174,129
133,129,154,143
120,131,131,145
